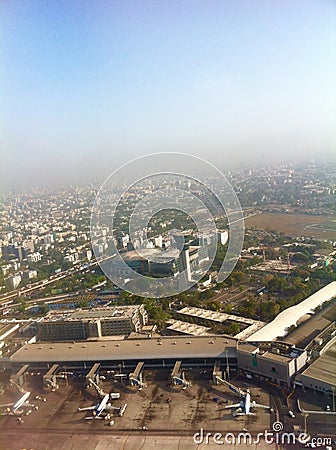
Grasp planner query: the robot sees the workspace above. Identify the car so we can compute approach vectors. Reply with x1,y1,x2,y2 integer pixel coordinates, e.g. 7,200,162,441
326,405,330,411
288,410,295,418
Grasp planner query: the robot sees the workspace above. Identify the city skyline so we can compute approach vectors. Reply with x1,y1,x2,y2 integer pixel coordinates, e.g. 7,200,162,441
1,0,336,191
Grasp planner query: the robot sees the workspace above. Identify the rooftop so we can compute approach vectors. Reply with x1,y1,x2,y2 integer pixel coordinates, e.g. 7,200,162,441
166,319,211,336
0,323,20,340
299,342,336,387
246,281,336,342
122,248,179,262
237,342,304,362
41,305,143,322
282,300,336,348
70,306,141,320
178,307,260,325
9,335,238,364
261,351,292,363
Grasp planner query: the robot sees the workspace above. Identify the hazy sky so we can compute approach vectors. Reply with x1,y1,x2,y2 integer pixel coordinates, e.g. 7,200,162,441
1,0,335,191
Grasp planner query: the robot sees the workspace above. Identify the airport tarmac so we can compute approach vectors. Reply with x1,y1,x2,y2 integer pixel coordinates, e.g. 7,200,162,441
0,431,287,450
288,387,336,440
0,370,289,450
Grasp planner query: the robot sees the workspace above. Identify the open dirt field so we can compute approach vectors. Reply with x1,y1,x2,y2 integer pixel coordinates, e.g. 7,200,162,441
245,213,336,240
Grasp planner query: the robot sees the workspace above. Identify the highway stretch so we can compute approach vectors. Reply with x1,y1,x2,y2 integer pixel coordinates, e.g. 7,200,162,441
0,255,117,310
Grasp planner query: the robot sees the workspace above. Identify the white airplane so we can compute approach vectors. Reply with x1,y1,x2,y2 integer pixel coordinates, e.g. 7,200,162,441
78,393,126,420
78,393,110,419
214,376,271,416
224,387,270,416
1,391,33,415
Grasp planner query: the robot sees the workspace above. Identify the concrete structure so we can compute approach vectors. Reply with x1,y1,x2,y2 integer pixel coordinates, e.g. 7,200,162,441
8,274,21,289
295,340,336,394
37,305,148,341
282,299,336,350
212,360,223,384
217,230,228,245
166,319,211,336
3,287,335,392
177,245,192,283
176,307,265,336
85,363,100,387
117,248,179,276
129,361,145,387
27,252,42,263
237,342,307,386
247,281,336,341
10,364,30,388
0,323,20,341
8,335,238,369
3,332,334,391
43,364,59,388
171,360,191,387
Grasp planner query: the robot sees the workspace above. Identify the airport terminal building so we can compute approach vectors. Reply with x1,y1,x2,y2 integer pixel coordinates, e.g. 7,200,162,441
1,283,336,394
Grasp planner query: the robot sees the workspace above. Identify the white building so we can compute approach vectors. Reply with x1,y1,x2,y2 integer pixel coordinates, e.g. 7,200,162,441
44,234,54,245
27,252,42,263
154,235,163,248
8,274,22,289
218,230,229,245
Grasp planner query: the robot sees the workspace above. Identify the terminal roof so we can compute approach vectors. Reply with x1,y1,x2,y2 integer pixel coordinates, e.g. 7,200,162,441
246,282,336,342
10,335,238,364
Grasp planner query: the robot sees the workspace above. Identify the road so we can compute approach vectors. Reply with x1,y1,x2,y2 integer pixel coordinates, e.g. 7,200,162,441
0,257,108,308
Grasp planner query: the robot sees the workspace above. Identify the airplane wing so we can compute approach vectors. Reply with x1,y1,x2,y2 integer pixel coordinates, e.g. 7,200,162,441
252,402,270,409
224,403,242,409
78,406,96,411
85,415,104,420
0,403,14,408
105,405,120,411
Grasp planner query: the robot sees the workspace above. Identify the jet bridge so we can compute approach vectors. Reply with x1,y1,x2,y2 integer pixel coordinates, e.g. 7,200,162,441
85,363,100,387
43,364,60,389
212,360,223,385
86,377,106,397
213,374,245,397
10,364,30,389
171,361,192,388
129,362,146,388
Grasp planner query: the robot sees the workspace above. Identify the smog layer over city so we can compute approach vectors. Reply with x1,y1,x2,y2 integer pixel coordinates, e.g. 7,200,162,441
0,1,335,450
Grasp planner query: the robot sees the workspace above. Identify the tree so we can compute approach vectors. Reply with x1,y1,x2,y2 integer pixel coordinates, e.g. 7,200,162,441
39,304,49,315
208,300,221,311
226,323,240,335
144,299,170,328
